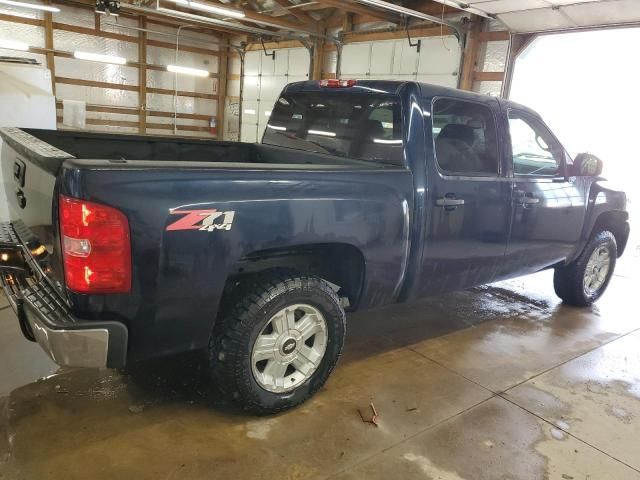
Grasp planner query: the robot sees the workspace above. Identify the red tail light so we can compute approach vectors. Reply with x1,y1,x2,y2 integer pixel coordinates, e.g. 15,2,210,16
318,79,357,88
59,195,131,294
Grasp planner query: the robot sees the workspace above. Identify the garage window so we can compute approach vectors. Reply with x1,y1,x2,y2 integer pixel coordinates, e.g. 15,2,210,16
432,98,499,176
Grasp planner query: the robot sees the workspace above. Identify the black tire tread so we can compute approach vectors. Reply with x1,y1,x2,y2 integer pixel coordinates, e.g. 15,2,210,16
554,230,617,307
209,270,344,415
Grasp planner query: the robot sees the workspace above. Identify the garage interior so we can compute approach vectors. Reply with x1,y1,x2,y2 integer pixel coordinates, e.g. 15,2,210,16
1,0,639,479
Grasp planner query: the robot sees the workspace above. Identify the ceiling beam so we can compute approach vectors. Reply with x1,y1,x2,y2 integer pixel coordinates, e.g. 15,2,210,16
312,0,395,23
325,11,394,28
353,0,460,34
406,0,458,17
270,0,315,23
242,9,314,31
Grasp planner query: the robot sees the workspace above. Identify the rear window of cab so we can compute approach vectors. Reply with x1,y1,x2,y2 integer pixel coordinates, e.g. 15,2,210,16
262,92,404,167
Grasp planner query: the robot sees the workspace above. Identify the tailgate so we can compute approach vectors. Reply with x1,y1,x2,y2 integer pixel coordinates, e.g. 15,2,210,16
0,127,72,294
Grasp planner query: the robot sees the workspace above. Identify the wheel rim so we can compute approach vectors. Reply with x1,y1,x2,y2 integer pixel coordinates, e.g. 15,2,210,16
251,304,328,393
583,245,611,296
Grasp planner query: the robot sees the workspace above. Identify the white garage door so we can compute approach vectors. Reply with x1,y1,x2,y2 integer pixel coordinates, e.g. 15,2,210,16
340,36,461,87
241,47,310,143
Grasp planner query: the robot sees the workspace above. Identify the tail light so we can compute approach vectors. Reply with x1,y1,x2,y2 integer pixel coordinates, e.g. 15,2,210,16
59,195,131,294
318,79,357,88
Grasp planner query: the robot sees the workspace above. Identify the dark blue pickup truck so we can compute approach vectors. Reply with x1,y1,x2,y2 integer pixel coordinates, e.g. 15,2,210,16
0,80,630,414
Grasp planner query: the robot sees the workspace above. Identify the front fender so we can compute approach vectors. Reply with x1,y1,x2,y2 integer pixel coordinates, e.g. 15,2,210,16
570,179,628,262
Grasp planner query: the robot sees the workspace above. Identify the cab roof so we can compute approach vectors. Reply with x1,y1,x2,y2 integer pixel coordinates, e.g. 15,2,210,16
282,80,542,119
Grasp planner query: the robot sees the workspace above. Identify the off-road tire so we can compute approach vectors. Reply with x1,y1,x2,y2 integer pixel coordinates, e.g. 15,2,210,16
209,272,345,415
554,230,617,306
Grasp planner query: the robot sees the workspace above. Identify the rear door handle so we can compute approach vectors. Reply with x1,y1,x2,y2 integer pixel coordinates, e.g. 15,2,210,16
436,196,465,207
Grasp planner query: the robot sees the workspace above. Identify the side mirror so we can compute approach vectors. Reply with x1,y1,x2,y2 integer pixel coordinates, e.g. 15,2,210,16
572,153,603,176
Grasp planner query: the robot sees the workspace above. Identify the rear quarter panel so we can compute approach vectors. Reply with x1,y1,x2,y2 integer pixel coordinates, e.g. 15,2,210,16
59,161,413,360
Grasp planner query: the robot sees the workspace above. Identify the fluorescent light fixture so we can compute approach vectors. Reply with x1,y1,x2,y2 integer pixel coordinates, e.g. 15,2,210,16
264,111,271,117
167,0,245,19
373,138,402,144
74,50,126,64
267,124,286,131
308,129,336,137
0,39,29,51
244,109,256,115
167,64,209,77
0,0,60,12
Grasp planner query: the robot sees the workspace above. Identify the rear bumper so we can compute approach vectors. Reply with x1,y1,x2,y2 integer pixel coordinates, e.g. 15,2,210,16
1,278,128,369
1,223,128,369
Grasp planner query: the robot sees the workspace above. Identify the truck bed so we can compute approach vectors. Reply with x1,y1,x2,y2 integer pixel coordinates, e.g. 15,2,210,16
9,128,386,171
1,127,413,364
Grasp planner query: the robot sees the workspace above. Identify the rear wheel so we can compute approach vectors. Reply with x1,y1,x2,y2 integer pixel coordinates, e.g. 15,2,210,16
554,230,617,306
209,272,345,415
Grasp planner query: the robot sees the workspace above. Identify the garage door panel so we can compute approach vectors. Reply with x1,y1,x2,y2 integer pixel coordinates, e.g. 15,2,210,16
370,41,394,75
288,48,310,76
499,9,575,32
261,55,277,76
242,75,260,101
242,100,259,124
417,37,461,75
274,49,289,75
472,0,548,15
341,43,371,75
244,50,262,76
257,124,267,141
287,75,309,86
563,0,640,26
258,100,276,126
260,75,289,101
416,73,458,88
396,41,419,75
241,122,258,143
241,47,310,144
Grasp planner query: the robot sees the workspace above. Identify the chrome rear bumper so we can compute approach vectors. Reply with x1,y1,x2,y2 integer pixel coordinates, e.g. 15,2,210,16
1,221,127,369
2,279,128,369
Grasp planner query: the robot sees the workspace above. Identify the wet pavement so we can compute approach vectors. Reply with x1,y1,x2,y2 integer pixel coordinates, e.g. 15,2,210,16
1,261,639,479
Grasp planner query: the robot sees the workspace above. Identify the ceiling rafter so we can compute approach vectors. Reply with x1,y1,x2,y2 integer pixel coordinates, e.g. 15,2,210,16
270,0,316,23
311,0,396,23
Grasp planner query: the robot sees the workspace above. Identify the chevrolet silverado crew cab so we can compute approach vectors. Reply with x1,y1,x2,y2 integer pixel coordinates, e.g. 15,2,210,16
0,80,630,414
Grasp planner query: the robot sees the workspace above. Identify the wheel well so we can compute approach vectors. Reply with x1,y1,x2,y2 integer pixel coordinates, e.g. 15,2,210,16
226,243,365,310
592,211,630,257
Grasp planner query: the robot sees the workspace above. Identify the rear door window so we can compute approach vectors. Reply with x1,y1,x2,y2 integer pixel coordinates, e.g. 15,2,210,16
432,98,499,176
262,92,404,166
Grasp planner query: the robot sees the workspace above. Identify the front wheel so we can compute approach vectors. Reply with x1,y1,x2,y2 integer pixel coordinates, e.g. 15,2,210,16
554,230,617,306
209,272,346,415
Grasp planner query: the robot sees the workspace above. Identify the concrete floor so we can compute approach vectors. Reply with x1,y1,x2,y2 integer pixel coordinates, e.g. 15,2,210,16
1,259,639,479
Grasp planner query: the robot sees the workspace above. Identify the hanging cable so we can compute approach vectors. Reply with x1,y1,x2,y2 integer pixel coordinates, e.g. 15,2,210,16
440,1,452,52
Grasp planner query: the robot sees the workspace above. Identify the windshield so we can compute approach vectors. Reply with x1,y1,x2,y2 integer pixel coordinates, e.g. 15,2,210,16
261,92,404,166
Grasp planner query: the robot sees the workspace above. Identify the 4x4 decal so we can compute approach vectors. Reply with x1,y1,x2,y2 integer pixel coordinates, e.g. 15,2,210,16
166,209,235,232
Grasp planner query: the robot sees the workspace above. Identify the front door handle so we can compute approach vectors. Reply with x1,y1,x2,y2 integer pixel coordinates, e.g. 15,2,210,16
513,191,539,207
436,196,465,207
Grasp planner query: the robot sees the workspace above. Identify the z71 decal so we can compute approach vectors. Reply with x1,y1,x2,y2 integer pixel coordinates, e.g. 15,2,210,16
166,209,236,232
